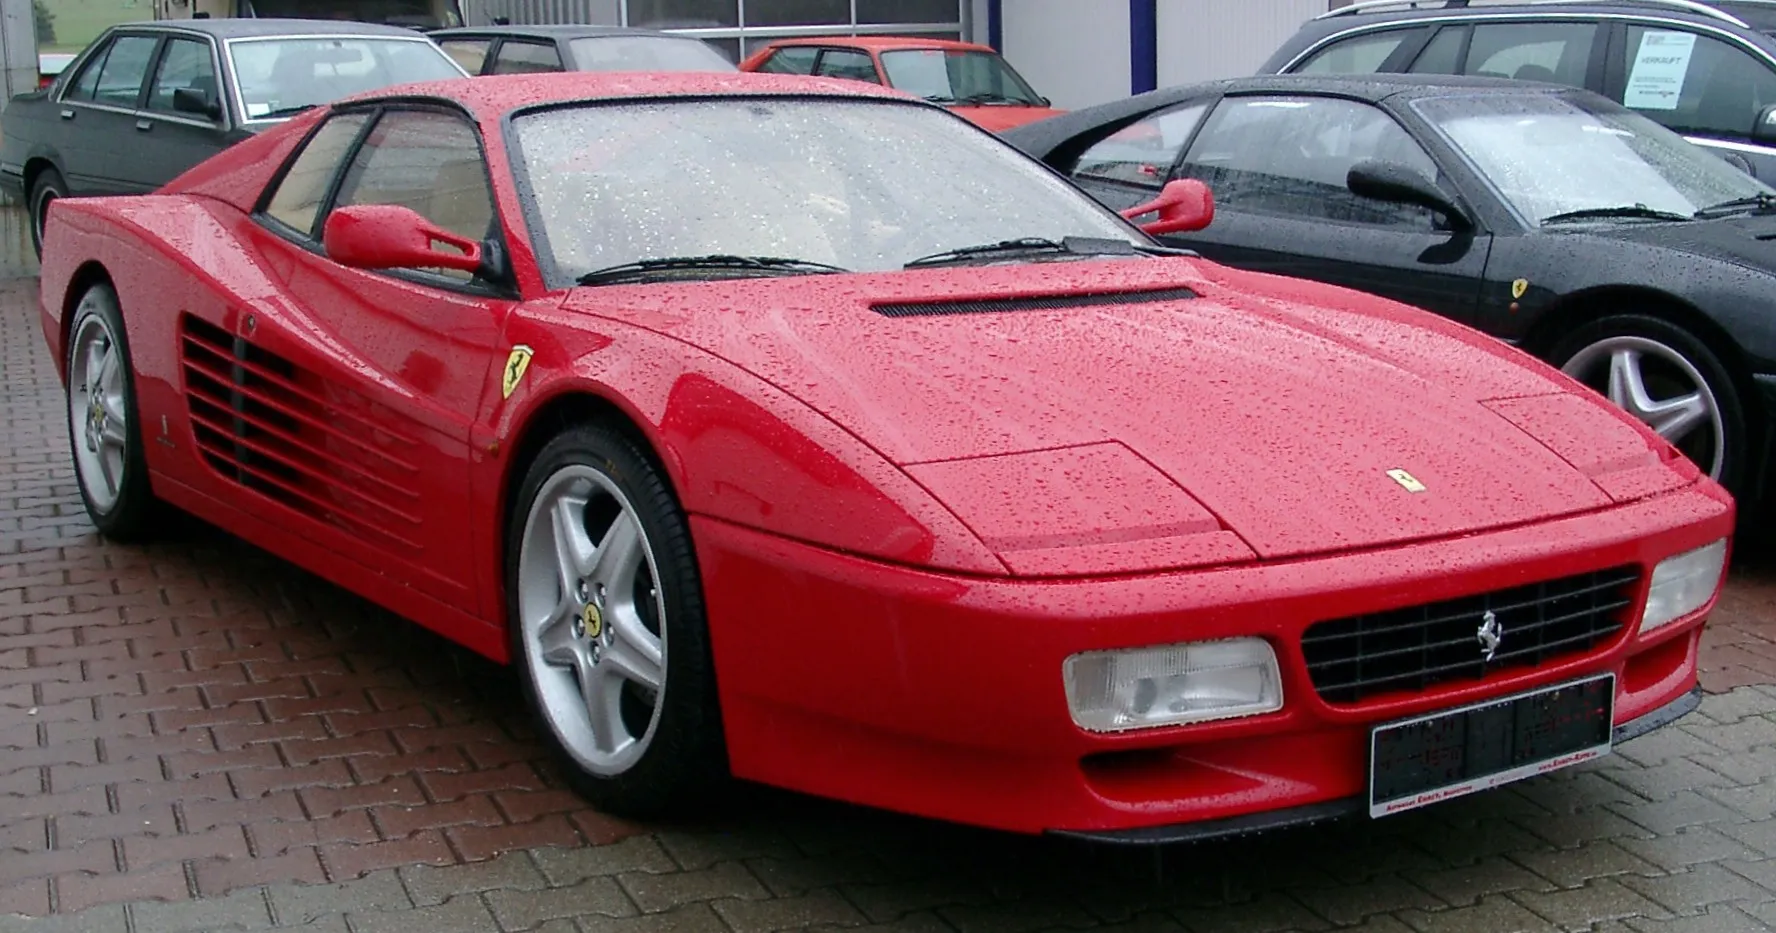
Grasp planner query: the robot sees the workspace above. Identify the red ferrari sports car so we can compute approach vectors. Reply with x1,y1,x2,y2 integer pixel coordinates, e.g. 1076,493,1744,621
38,70,1732,841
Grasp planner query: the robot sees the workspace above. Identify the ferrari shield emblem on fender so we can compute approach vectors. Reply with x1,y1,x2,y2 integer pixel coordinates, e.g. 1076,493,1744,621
1386,468,1427,493
501,345,534,399
1511,278,1530,300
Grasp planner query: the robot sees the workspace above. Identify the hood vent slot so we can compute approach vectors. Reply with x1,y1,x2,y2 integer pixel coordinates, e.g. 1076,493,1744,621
871,287,1198,318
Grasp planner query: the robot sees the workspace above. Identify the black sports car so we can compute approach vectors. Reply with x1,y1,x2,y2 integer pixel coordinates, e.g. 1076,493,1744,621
1003,73,1776,518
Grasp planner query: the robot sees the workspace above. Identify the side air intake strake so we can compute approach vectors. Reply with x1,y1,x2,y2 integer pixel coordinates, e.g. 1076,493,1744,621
871,287,1199,318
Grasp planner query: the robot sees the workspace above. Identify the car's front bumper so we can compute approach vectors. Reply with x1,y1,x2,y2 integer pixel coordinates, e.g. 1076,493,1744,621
691,480,1731,837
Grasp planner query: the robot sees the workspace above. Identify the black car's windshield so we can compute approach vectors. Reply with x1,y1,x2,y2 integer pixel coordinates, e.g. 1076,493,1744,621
1412,92,1776,226
879,49,1044,105
227,36,464,119
569,36,735,72
509,98,1142,282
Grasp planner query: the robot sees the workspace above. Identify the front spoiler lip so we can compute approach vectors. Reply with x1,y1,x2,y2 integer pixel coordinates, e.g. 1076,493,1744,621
1046,683,1704,846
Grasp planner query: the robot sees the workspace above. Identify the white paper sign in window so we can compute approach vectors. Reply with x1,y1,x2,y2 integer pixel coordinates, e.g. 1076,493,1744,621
1626,30,1697,111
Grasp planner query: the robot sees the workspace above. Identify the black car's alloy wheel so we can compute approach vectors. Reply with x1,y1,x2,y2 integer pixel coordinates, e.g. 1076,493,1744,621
29,168,65,260
1552,315,1746,494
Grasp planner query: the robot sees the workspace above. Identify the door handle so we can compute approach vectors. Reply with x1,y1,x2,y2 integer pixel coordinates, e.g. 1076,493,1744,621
58,109,73,119
135,119,152,132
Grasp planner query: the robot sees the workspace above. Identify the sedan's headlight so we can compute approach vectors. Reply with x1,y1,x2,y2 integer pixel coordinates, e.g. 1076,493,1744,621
1063,637,1282,733
1641,538,1728,634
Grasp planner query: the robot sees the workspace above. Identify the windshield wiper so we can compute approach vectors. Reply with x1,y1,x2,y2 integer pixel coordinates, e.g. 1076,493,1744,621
1694,192,1776,218
1539,205,1693,225
258,104,317,119
903,236,1138,269
575,254,849,286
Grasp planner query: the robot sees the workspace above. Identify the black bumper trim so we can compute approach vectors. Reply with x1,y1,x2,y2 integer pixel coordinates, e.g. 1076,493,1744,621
1046,683,1704,846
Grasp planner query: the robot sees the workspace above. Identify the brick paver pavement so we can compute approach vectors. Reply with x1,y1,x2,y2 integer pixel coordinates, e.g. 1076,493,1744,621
8,253,1776,932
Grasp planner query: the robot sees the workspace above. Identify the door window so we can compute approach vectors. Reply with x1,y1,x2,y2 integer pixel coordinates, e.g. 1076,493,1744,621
1463,22,1596,86
62,41,113,103
147,38,220,116
1178,95,1445,229
1620,26,1776,138
815,49,878,83
756,46,818,74
262,112,373,237
490,40,563,74
327,110,497,282
1071,102,1208,190
1294,28,1421,74
439,38,492,74
90,34,159,109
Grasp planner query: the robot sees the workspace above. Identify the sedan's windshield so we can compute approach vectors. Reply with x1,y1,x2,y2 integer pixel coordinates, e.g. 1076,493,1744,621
509,98,1142,281
1413,92,1775,226
568,36,735,72
227,36,464,119
879,50,1044,105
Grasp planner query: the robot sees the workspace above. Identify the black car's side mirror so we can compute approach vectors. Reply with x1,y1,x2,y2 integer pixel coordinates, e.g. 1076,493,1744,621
1347,159,1472,231
1753,103,1776,145
172,87,222,122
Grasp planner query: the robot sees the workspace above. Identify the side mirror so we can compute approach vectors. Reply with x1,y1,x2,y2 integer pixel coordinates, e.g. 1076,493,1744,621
172,86,222,121
1347,159,1471,230
1753,103,1776,145
323,204,484,275
1119,178,1214,235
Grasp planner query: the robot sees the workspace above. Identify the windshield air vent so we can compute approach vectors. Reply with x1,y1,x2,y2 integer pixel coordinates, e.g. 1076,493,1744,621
871,287,1198,318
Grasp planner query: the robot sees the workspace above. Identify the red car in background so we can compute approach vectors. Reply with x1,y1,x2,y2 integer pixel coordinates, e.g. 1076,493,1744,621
739,36,1064,132
37,70,1730,841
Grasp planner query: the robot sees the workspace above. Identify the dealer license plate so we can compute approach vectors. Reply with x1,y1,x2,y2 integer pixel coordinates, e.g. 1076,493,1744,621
1369,673,1614,818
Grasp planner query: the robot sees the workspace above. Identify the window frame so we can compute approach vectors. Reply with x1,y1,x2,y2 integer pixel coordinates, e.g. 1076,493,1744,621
142,33,230,127
438,35,497,75
1062,97,1216,197
488,38,567,75
811,47,883,83
756,45,820,74
1293,25,1432,76
58,29,166,114
251,101,516,299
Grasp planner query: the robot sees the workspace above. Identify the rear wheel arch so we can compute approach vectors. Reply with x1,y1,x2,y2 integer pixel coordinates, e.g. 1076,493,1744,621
22,156,57,194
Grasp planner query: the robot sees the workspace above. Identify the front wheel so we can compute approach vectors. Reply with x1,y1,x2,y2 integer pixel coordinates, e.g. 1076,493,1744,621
1550,314,1748,495
504,422,726,817
65,282,162,541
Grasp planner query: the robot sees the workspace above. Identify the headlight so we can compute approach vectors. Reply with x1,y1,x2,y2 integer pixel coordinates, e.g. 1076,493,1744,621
1063,637,1282,733
1641,538,1728,634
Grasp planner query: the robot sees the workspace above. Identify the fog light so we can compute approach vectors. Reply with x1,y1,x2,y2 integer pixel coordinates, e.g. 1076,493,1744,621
1640,538,1728,634
1063,637,1282,733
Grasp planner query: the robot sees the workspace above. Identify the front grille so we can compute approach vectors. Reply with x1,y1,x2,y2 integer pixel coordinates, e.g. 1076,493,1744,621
871,287,1198,318
1301,567,1641,705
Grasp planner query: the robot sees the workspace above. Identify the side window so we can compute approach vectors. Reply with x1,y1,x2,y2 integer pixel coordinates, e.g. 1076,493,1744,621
1178,96,1446,230
757,46,818,74
1620,27,1776,138
327,110,497,282
1463,22,1596,86
63,41,114,103
1408,26,1466,75
815,49,878,83
1294,29,1421,74
1071,102,1209,194
147,38,219,115
91,35,159,108
491,40,563,75
262,112,372,237
440,39,492,74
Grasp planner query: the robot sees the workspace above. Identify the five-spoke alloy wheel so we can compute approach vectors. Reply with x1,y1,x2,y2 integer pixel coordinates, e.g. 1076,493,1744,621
506,423,725,816
65,283,159,540
1553,314,1747,495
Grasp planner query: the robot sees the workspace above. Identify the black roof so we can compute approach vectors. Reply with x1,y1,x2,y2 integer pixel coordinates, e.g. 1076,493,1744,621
429,24,701,40
120,17,431,39
1001,73,1588,155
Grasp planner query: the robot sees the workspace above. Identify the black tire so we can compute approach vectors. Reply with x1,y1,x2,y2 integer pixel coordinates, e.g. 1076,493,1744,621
503,421,727,818
1549,314,1750,497
64,282,162,541
29,168,65,260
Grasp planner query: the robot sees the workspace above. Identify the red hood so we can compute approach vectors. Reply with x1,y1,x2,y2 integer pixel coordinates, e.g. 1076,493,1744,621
562,257,1691,571
951,104,1066,132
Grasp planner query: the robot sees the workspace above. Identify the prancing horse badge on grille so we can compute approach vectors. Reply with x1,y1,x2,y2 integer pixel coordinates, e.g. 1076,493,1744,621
1477,609,1503,662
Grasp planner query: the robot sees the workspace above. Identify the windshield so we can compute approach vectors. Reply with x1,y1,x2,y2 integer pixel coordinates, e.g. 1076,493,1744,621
246,0,463,28
1412,92,1774,225
227,36,465,119
879,49,1043,105
568,36,735,72
510,98,1140,281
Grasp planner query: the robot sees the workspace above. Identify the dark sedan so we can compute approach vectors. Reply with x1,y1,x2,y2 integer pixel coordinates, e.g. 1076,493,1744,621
0,18,466,257
1003,74,1776,518
429,24,736,75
